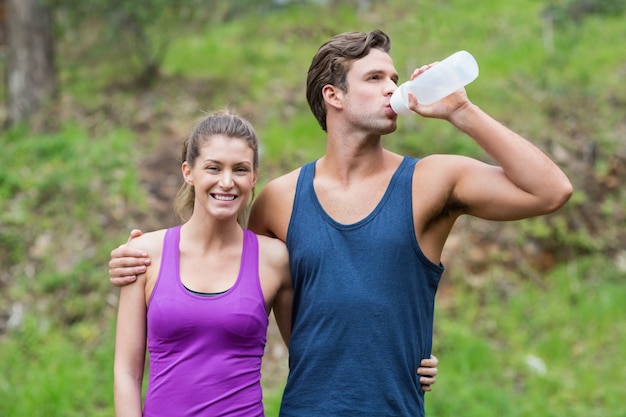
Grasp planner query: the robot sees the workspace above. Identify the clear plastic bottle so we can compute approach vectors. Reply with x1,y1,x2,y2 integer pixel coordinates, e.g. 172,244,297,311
390,50,479,115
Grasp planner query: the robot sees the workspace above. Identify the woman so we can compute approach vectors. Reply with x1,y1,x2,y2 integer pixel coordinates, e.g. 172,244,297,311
114,110,293,417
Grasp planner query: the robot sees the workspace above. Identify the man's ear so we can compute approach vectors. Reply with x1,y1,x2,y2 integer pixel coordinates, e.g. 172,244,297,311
322,84,343,110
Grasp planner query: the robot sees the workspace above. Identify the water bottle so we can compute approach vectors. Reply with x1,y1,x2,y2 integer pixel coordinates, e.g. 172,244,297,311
390,50,479,115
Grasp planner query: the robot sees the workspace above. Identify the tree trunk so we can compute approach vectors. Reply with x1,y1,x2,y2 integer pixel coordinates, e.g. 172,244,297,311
6,0,57,127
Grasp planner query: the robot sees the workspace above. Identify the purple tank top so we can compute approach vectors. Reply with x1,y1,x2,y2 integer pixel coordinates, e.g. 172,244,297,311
143,226,268,417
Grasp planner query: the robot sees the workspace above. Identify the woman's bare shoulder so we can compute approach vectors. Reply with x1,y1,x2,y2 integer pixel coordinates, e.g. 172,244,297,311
127,229,168,257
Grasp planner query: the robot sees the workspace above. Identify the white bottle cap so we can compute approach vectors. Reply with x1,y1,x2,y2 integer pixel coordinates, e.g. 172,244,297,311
390,84,413,115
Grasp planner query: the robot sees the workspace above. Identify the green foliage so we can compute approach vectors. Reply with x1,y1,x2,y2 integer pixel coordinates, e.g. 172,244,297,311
50,0,197,86
1,0,625,416
0,123,139,263
545,0,626,25
49,0,303,87
428,255,626,417
263,387,285,416
0,313,115,417
0,122,143,343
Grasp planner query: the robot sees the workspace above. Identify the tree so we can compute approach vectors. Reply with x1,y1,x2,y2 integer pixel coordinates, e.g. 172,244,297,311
50,0,284,88
5,0,57,128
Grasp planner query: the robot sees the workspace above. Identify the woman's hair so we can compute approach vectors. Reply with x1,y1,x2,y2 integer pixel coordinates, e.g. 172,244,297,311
174,109,259,225
306,29,392,131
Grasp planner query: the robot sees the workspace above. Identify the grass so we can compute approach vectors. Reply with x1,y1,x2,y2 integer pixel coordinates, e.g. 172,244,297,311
0,315,116,416
0,124,141,415
1,0,625,416
263,388,285,417
425,254,626,417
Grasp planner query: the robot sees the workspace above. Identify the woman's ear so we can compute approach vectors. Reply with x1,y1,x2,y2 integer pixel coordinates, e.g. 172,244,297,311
252,170,258,187
182,161,193,185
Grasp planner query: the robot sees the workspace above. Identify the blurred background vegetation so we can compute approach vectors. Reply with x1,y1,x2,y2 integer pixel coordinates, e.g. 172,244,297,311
0,0,625,416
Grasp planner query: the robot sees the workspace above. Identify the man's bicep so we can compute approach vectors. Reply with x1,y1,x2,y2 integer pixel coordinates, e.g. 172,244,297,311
250,171,297,240
456,162,544,220
248,193,273,236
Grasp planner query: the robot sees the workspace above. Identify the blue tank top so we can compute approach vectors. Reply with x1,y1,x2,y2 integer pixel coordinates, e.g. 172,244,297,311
144,226,268,417
280,156,444,417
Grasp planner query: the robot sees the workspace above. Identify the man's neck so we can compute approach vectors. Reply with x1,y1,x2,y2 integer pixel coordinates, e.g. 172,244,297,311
320,131,387,183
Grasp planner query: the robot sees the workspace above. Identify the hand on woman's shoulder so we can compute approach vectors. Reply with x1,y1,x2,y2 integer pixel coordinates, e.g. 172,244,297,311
127,229,168,258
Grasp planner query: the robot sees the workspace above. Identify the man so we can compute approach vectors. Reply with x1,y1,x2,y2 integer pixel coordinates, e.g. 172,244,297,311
110,30,572,416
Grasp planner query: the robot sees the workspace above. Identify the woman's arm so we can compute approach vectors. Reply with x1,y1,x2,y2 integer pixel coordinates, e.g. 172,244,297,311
113,239,150,417
272,264,293,347
257,235,293,347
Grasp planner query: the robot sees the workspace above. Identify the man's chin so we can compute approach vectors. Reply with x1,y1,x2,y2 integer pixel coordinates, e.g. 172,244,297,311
380,123,397,136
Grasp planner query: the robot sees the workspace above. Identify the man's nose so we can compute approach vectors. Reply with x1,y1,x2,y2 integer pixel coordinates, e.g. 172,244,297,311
386,79,398,96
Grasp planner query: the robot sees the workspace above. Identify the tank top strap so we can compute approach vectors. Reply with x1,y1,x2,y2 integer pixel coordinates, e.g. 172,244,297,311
298,160,316,194
393,156,419,221
397,156,419,185
148,225,181,307
162,225,182,271
239,229,261,295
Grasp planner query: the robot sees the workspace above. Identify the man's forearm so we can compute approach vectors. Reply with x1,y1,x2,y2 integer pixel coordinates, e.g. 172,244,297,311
449,103,572,209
